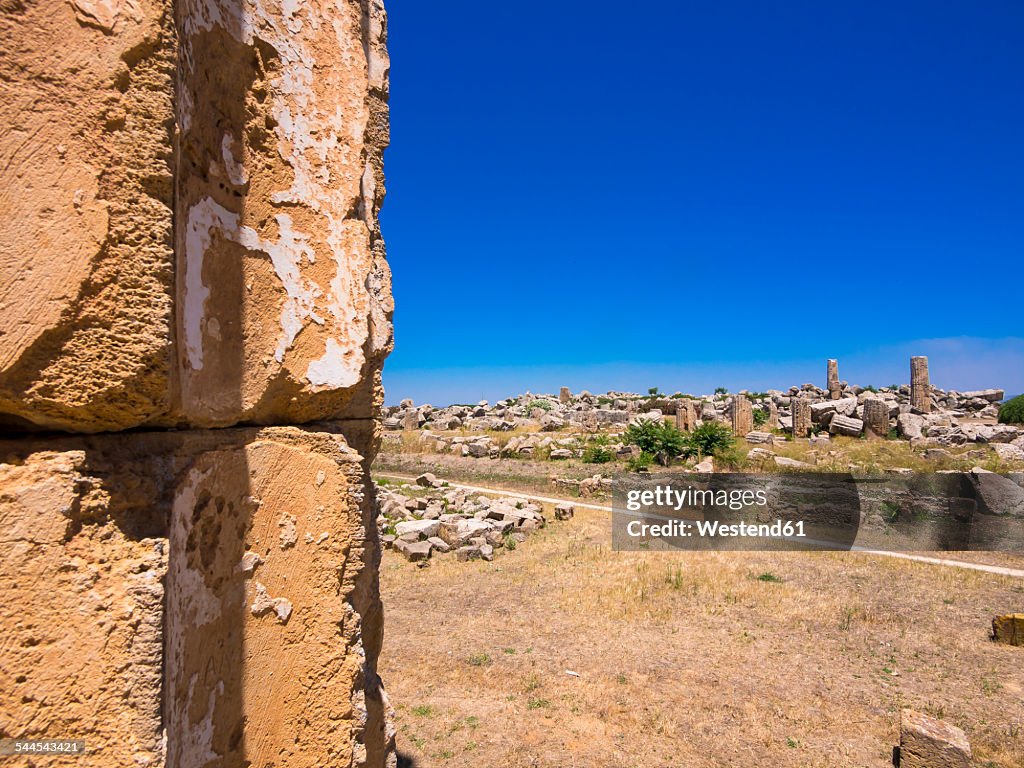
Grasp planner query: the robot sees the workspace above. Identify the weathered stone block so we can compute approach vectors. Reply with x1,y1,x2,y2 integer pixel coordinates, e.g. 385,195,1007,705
911,356,932,413
0,451,166,765
0,0,177,433
992,613,1024,646
174,0,393,429
897,709,971,768
1,0,394,434
0,425,392,767
829,414,864,437
729,395,753,436
863,398,890,438
791,397,812,438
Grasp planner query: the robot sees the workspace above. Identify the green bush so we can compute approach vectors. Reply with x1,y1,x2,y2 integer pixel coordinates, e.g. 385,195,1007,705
998,394,1024,425
623,420,687,466
752,409,769,427
683,422,735,459
527,400,553,412
582,442,615,464
626,452,654,472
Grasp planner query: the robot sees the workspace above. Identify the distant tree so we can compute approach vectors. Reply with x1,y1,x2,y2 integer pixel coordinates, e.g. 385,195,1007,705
648,387,660,396
998,394,1024,425
714,387,728,395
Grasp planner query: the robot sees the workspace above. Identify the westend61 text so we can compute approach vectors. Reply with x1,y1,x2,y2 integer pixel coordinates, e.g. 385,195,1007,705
625,519,807,539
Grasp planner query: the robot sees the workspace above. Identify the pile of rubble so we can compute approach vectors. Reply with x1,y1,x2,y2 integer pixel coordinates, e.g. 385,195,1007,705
376,473,574,563
381,357,1023,461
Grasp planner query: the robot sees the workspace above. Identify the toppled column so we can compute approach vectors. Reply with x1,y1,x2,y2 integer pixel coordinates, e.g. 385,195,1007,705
863,398,890,439
792,397,812,438
827,359,842,400
911,356,932,413
729,395,753,436
559,387,571,404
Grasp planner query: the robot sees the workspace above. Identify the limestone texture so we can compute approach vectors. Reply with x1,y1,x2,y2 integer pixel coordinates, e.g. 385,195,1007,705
1,0,393,764
1,0,393,434
174,0,393,428
0,425,393,767
0,0,177,433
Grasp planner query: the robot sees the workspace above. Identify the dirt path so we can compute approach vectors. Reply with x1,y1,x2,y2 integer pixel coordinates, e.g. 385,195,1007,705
376,471,1024,579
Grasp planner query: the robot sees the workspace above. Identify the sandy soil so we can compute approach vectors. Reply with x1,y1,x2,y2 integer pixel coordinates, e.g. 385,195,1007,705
378,495,1024,767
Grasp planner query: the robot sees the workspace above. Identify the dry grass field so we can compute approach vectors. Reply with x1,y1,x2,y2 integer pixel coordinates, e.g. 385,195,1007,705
377,484,1024,767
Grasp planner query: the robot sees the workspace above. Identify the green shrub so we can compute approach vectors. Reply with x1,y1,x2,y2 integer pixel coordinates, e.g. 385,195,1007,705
626,452,654,472
752,409,769,427
527,400,553,412
582,442,615,464
998,394,1024,425
714,387,728,395
623,420,687,466
683,422,735,459
648,387,660,395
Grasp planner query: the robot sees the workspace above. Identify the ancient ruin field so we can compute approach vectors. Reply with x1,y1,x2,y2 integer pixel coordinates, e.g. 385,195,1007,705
375,381,1024,765
378,495,1024,767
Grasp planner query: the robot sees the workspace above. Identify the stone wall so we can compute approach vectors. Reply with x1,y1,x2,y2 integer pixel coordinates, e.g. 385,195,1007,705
0,0,393,765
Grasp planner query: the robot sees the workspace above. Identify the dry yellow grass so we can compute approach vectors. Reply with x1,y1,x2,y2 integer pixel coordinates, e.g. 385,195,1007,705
379,499,1024,767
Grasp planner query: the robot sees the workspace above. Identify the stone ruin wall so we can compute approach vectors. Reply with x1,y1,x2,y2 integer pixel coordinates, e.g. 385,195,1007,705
0,0,395,765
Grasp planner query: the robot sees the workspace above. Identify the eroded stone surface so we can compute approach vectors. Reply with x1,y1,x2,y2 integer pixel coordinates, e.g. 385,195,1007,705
0,425,392,767
0,0,176,432
1,0,393,434
174,0,393,427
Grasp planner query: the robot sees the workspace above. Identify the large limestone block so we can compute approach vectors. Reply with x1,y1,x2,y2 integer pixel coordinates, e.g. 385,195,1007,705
0,0,176,433
174,0,394,427
0,450,167,765
0,424,392,767
0,0,393,434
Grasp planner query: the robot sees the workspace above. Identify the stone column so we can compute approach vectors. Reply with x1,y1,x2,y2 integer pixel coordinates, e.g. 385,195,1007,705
730,395,754,436
911,356,932,413
559,386,571,404
0,0,395,764
767,401,779,430
792,397,812,438
863,398,890,439
827,359,842,400
675,399,697,432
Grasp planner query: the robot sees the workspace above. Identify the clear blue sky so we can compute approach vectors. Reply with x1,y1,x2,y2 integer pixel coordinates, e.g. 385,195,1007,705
380,1,1023,405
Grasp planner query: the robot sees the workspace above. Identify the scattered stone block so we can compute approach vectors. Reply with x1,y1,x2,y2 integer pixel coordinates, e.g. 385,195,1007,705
555,502,575,521
830,414,865,437
992,614,1024,646
394,539,433,562
416,472,440,488
896,709,971,768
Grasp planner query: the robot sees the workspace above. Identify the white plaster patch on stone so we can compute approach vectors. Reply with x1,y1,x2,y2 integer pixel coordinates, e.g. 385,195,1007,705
184,198,238,370
305,338,359,389
237,551,263,574
250,581,293,624
359,162,375,228
278,512,297,549
221,134,249,186
181,0,377,385
178,676,224,768
186,197,325,368
235,213,324,362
